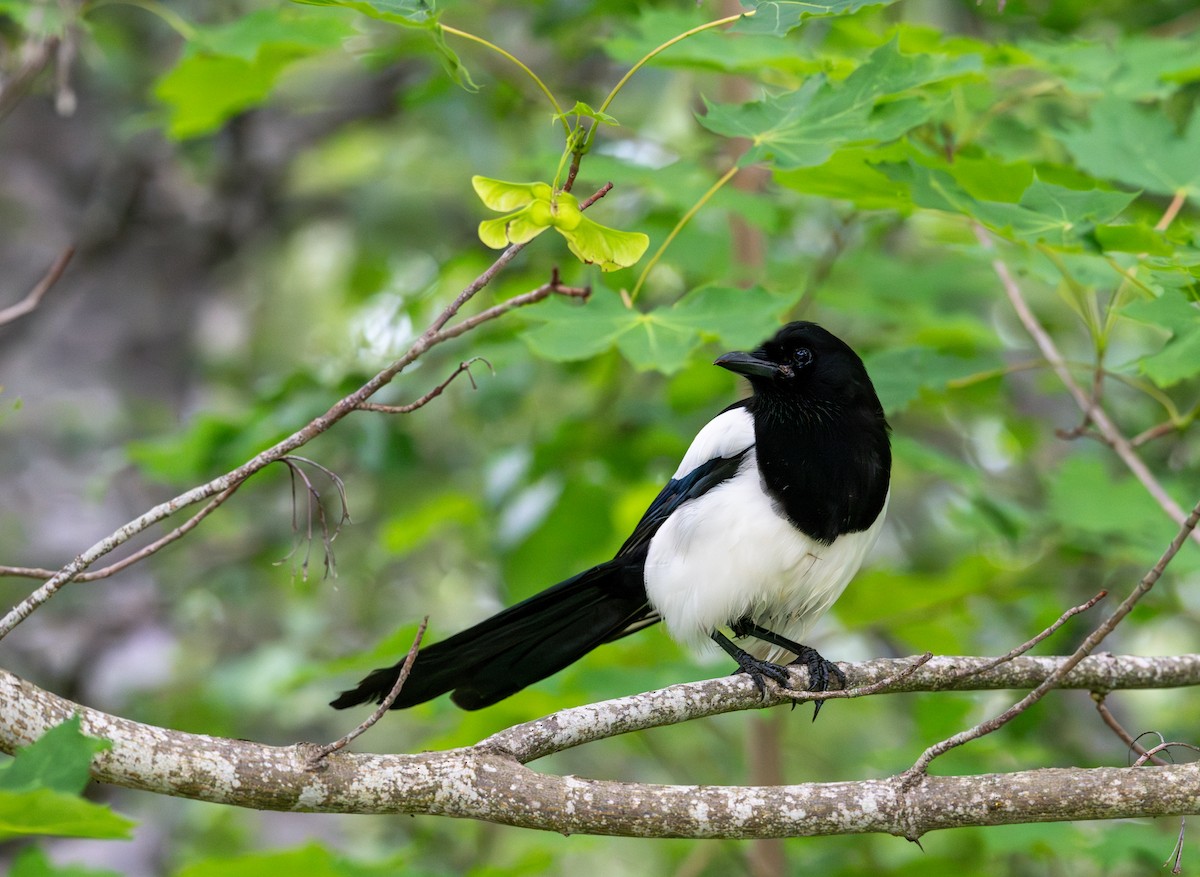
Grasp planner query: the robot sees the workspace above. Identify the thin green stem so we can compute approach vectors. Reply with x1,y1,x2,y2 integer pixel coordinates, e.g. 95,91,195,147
1036,243,1101,341
589,11,750,149
84,0,197,40
628,165,741,305
441,25,569,135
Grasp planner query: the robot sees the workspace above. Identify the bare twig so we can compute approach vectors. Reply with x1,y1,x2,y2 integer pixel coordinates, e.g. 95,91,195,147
1130,418,1187,448
1092,692,1170,766
0,35,59,121
974,224,1200,547
1155,190,1187,231
356,357,494,414
0,187,605,641
0,481,243,582
952,591,1106,679
1133,740,1200,768
309,617,428,764
1165,819,1185,874
905,495,1200,780
0,246,74,327
577,181,613,209
276,456,351,581
782,652,934,706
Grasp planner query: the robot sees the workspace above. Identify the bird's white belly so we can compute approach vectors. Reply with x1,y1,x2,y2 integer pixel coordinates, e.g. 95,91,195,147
644,452,887,661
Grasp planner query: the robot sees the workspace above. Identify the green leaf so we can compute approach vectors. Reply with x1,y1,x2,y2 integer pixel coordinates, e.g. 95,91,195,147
0,718,133,841
0,716,109,795
1122,292,1200,387
863,346,990,414
1057,95,1200,197
882,162,1135,248
1047,456,1169,545
155,49,307,140
1093,224,1173,256
11,846,122,877
735,0,901,36
153,9,353,139
0,789,135,841
1032,35,1200,99
291,0,435,26
192,8,349,60
775,144,914,210
521,285,797,373
174,842,402,877
699,40,981,169
606,7,833,77
290,0,478,91
553,101,618,127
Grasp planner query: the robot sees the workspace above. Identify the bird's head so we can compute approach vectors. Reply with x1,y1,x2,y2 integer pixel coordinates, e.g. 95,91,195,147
714,321,882,412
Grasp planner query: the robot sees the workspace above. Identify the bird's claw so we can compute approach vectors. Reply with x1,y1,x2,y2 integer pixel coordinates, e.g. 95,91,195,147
788,645,846,721
730,652,794,699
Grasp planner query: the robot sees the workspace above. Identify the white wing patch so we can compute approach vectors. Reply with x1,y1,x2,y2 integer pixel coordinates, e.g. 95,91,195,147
673,406,755,479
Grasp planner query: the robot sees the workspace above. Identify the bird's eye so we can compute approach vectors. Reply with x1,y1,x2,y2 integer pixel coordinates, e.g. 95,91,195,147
793,347,814,368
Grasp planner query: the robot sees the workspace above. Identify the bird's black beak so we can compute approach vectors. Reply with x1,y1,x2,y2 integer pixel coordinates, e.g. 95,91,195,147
714,350,780,379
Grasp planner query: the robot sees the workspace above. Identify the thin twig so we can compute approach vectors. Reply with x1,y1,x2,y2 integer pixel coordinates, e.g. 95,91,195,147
905,495,1200,781
356,357,495,414
1130,419,1186,448
1092,692,1170,766
1155,190,1187,231
563,148,584,194
0,35,59,121
0,481,243,582
0,186,608,642
952,591,1106,679
275,456,351,581
0,246,74,327
975,224,1200,547
577,181,613,210
1133,740,1200,768
309,617,428,764
782,651,934,705
1165,818,1186,875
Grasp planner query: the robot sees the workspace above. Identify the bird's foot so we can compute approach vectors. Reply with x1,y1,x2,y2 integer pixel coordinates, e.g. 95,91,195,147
729,649,794,699
788,645,846,721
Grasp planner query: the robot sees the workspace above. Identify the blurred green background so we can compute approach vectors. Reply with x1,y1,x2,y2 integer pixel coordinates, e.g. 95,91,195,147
1,0,1199,873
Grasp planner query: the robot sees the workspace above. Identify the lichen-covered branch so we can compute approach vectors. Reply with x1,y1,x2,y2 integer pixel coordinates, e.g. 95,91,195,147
2,656,1199,839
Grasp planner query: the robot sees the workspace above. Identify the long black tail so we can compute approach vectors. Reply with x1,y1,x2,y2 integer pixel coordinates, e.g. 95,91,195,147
330,557,654,711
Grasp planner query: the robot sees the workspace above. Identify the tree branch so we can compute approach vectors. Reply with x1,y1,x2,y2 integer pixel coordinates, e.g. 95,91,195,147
0,246,74,328
0,234,592,640
2,657,1200,838
905,494,1200,778
974,225,1200,547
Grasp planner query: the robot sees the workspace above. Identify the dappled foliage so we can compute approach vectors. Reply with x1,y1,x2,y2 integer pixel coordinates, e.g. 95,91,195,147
1,0,1199,873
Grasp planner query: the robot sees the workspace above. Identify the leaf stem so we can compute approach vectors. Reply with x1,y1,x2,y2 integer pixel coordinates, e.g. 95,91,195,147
590,11,749,147
441,24,568,135
628,164,741,305
83,0,197,40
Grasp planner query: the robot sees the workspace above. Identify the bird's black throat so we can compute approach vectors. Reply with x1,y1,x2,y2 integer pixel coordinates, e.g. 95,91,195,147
749,394,891,545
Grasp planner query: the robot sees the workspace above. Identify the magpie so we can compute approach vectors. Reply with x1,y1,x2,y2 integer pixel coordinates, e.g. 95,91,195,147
331,321,891,714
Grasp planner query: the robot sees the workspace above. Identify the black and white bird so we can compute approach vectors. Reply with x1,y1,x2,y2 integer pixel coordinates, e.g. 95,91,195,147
332,321,891,714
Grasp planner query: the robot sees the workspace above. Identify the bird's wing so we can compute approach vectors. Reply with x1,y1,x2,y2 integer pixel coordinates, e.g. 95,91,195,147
616,403,755,558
